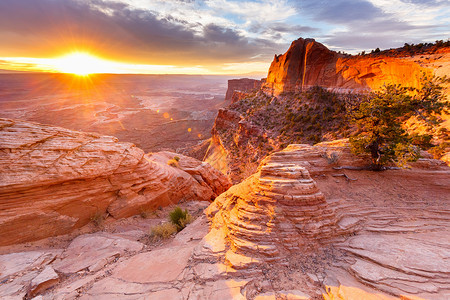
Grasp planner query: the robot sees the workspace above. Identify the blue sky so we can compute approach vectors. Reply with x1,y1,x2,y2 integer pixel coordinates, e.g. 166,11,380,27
0,0,448,74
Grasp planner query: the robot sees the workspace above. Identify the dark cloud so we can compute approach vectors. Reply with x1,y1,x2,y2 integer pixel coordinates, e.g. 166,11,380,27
0,0,279,65
269,23,317,34
294,0,446,51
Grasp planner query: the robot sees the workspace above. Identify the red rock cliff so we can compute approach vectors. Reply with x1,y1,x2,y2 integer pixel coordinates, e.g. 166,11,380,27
263,38,444,95
225,78,263,102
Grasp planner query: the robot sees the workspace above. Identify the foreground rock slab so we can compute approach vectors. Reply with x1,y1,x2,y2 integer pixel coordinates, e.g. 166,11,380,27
0,118,231,245
53,233,144,274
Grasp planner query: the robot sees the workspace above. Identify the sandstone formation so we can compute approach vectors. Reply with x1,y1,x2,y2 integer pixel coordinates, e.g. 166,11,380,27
0,118,230,246
202,142,450,299
225,78,263,102
262,38,449,96
205,157,350,268
0,143,448,299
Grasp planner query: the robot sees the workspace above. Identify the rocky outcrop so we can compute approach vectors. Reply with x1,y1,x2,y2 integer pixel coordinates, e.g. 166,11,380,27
147,151,232,201
205,148,353,269
204,107,272,182
201,142,450,298
225,78,263,102
0,118,230,246
262,38,445,96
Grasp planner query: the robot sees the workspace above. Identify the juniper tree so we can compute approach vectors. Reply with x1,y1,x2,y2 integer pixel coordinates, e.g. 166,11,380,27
349,76,450,170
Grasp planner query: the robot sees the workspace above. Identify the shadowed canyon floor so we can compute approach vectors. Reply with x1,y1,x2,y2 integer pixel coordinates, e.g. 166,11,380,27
1,142,448,299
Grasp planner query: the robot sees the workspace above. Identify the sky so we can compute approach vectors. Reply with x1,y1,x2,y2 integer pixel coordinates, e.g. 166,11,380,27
0,0,449,74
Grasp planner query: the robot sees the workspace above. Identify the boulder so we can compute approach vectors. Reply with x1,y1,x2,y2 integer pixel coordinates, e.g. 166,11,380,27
27,266,59,298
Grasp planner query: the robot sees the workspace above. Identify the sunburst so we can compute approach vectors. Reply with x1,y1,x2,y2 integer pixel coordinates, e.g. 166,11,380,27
54,52,110,75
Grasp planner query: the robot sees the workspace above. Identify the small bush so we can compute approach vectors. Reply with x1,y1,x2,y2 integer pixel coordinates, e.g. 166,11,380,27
169,206,192,231
167,159,179,167
173,156,180,162
149,223,178,241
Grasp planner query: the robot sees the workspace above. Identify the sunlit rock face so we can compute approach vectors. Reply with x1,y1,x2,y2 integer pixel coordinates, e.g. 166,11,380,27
0,118,230,246
206,148,351,269
225,78,263,102
263,38,438,96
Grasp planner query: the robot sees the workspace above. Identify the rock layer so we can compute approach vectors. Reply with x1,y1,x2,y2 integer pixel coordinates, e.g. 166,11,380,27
206,150,350,268
225,78,263,102
0,118,230,246
262,38,445,96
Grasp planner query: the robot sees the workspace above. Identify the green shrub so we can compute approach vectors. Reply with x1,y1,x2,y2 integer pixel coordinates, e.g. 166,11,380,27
173,156,180,162
169,206,192,231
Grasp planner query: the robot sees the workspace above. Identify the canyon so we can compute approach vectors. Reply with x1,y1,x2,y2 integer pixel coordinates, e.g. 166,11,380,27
0,74,231,154
205,39,450,182
0,37,449,300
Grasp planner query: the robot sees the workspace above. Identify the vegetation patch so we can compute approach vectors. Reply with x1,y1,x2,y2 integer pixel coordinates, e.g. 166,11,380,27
167,156,180,167
149,222,178,241
348,76,449,169
169,206,192,231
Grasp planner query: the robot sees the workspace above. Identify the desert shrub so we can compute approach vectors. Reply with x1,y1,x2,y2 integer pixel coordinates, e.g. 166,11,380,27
169,206,192,231
149,223,178,241
167,158,179,167
173,156,180,162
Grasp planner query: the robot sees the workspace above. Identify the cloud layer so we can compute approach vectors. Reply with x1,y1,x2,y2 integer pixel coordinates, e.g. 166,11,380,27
0,0,448,73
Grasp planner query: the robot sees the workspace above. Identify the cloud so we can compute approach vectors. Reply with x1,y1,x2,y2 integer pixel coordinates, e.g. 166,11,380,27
294,0,449,52
205,0,297,23
0,0,283,66
299,0,382,23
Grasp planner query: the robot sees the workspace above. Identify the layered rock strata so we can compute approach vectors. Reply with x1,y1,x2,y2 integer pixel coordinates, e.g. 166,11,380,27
1,143,449,299
0,118,230,246
206,151,350,268
263,38,446,95
225,78,263,102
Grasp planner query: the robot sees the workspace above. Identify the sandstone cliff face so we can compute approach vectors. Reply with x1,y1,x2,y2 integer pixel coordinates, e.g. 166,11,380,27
225,78,263,102
0,118,230,246
263,38,444,96
204,105,275,183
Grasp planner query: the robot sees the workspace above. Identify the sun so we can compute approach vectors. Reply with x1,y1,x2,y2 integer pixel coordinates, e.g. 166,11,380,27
54,52,109,75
